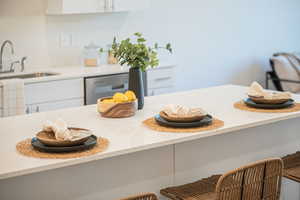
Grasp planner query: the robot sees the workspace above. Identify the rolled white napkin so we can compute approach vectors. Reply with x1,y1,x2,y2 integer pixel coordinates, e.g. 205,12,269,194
163,104,207,118
248,82,265,97
43,119,91,141
248,82,291,100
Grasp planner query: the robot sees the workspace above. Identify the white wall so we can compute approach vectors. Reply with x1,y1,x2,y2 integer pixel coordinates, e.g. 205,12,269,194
1,0,300,91
0,0,49,67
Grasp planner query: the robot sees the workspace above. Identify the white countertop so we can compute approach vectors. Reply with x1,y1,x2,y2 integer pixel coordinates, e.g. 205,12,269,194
0,63,175,84
1,84,300,180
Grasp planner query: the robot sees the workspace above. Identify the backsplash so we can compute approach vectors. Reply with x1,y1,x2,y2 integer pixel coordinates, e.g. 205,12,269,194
1,0,300,91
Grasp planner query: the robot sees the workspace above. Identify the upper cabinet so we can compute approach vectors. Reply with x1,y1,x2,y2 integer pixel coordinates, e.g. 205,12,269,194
46,0,149,15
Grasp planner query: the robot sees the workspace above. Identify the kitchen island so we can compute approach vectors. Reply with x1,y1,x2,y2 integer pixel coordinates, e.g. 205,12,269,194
1,85,300,200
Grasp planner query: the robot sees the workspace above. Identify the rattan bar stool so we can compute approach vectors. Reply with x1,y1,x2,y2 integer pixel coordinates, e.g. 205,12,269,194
161,158,283,200
119,193,159,200
282,151,300,183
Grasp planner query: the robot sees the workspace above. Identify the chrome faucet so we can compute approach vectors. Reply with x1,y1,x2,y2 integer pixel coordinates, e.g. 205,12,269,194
0,40,27,73
0,40,15,72
20,56,27,72
9,60,20,72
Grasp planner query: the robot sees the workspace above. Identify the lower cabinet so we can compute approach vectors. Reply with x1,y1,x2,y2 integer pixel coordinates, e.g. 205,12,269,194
147,65,176,96
25,78,84,114
25,78,84,104
25,98,83,114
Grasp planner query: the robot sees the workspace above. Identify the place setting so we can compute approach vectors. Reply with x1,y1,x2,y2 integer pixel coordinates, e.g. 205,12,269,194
234,82,300,113
16,119,109,159
143,104,224,133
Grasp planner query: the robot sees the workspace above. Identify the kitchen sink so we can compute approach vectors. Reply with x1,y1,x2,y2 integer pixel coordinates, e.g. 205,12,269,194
0,72,59,80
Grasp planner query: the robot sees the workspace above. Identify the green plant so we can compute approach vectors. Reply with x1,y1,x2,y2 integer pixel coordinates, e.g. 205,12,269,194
99,48,105,54
99,46,113,54
111,32,172,71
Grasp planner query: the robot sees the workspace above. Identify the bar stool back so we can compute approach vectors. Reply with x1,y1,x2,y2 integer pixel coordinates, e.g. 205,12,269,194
282,151,300,183
216,158,283,200
119,193,158,200
161,158,283,200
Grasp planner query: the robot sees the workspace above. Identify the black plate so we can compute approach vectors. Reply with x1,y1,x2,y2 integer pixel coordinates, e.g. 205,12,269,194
244,98,294,109
31,135,97,153
155,114,213,128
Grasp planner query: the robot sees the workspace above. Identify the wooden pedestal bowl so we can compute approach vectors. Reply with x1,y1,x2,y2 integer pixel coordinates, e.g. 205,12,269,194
97,97,137,118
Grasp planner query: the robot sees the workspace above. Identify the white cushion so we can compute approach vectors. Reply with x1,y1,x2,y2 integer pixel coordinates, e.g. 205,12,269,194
271,56,300,93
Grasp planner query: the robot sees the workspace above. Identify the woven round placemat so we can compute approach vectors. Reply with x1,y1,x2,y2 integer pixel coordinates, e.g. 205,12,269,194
234,101,300,113
16,137,109,159
143,118,224,133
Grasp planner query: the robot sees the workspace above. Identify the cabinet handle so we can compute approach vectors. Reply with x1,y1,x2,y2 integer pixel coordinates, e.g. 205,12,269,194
26,107,30,114
104,0,112,11
36,106,40,113
154,77,172,82
112,84,125,90
111,0,115,10
104,0,107,10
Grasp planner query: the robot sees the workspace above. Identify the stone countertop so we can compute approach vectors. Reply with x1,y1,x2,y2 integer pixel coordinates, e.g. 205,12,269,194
0,63,176,84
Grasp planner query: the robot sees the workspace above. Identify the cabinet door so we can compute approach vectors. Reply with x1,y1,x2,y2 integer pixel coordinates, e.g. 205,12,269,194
25,78,83,105
63,0,106,13
147,66,175,96
147,67,175,89
47,0,106,14
26,98,83,113
47,0,149,14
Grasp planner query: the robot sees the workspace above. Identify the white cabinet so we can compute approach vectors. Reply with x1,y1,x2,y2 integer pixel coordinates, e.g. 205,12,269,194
25,78,84,114
47,0,105,14
46,0,149,15
147,66,176,96
26,99,84,114
25,78,83,104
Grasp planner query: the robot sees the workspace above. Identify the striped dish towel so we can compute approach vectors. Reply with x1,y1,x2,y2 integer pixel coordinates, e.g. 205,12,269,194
0,79,25,117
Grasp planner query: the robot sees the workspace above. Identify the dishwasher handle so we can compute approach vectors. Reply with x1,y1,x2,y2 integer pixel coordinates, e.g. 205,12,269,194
112,84,126,90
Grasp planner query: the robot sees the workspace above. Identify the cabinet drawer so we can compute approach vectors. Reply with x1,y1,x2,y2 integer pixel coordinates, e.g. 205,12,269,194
148,77,174,89
147,67,174,81
25,78,83,104
26,98,83,113
147,67,175,89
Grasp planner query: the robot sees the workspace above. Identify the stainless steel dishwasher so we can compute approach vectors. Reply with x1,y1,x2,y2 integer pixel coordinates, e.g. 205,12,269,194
84,73,129,105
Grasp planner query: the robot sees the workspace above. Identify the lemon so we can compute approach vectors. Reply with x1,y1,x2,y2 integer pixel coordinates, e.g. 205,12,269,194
113,93,128,103
125,90,137,101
